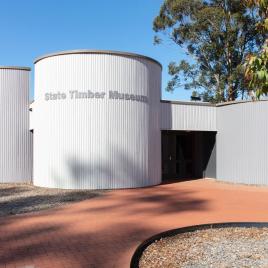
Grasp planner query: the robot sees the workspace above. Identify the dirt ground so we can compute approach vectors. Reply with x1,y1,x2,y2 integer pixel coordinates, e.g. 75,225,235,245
0,183,104,216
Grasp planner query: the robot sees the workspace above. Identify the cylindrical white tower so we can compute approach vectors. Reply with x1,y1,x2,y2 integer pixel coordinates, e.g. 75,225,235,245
0,66,32,182
33,50,162,189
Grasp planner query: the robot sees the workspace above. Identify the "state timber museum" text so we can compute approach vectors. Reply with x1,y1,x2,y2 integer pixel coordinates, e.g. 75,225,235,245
44,90,148,103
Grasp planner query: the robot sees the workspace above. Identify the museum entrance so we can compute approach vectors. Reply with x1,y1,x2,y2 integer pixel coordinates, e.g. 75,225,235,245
162,131,216,181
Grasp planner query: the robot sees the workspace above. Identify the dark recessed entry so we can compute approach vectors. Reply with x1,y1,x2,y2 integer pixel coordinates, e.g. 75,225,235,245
162,130,216,180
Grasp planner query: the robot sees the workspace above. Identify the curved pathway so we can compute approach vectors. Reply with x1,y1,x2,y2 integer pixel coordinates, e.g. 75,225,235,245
1,179,268,268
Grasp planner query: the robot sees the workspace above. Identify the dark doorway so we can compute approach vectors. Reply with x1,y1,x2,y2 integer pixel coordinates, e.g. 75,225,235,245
162,131,216,181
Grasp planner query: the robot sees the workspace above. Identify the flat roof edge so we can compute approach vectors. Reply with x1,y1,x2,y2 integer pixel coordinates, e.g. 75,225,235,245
31,98,268,107
0,66,31,71
34,49,162,68
161,99,268,107
161,100,216,107
216,99,268,107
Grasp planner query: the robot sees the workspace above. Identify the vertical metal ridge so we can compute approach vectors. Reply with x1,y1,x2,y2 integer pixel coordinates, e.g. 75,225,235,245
0,69,32,182
161,103,217,131
34,53,161,189
217,101,268,185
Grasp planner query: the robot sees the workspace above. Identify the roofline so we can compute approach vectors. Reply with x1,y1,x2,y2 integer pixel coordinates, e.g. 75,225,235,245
161,99,268,107
216,99,268,107
161,100,216,107
34,49,162,69
30,98,268,107
0,66,31,71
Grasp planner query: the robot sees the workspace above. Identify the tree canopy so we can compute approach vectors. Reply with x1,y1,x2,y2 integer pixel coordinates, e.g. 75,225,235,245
244,0,268,99
153,0,266,102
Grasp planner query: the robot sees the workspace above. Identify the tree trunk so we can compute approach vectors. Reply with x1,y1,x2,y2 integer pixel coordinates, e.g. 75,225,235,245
227,84,235,101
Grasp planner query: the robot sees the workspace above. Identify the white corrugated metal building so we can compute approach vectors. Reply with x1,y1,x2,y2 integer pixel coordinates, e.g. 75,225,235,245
33,50,162,189
0,66,32,183
1,50,268,189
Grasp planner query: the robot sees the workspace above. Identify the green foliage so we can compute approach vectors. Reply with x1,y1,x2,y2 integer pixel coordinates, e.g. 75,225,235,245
154,0,266,102
245,45,268,98
244,0,268,99
191,91,199,97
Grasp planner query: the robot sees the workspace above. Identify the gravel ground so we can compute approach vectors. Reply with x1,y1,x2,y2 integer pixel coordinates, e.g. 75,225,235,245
0,183,104,216
139,227,268,268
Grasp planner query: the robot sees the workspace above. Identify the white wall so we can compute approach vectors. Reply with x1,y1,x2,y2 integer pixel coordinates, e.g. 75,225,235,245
217,101,268,185
0,68,32,182
161,101,216,131
33,52,161,189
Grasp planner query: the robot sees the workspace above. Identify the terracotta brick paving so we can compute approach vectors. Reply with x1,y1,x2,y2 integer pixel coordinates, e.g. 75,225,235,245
1,179,268,268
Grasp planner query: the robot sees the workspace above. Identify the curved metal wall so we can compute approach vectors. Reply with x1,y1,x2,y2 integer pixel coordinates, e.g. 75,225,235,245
33,53,161,189
217,101,268,185
0,68,32,182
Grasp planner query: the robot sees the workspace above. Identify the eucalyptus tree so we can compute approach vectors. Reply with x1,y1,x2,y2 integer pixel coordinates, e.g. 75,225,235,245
154,0,266,102
245,0,268,99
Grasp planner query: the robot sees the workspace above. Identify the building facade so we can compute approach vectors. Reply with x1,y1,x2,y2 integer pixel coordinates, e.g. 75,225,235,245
0,50,267,189
33,50,162,189
0,67,32,183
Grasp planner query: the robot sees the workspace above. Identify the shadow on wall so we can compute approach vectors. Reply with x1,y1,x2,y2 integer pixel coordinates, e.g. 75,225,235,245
49,102,173,189
160,101,172,130
65,144,153,188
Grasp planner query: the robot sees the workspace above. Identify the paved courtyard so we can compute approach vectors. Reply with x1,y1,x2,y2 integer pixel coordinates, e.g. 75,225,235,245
1,179,268,268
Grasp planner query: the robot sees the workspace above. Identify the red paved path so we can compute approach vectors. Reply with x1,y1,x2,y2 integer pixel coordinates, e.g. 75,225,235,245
1,179,268,268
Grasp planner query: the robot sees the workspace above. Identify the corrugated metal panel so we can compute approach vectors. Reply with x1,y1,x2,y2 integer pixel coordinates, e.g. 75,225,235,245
161,102,217,131
0,69,32,182
34,53,161,189
29,102,34,130
217,101,268,185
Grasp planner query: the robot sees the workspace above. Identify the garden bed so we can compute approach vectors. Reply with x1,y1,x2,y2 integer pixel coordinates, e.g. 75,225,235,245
131,223,268,268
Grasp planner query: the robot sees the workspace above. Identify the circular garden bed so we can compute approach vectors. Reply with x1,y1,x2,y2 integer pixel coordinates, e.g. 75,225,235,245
131,223,268,268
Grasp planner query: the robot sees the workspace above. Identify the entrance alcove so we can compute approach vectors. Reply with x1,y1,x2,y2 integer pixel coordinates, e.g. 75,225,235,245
162,130,216,181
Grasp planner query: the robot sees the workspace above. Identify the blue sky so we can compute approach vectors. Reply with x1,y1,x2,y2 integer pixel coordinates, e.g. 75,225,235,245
0,0,192,100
